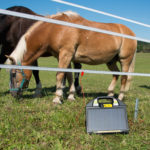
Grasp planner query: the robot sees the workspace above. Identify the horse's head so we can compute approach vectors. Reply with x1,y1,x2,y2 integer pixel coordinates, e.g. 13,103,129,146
6,56,31,97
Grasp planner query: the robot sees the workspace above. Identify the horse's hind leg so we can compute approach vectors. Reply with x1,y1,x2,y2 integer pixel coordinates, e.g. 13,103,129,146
63,63,82,94
124,53,136,92
32,60,42,98
74,63,82,94
107,61,120,97
118,59,132,100
66,64,76,101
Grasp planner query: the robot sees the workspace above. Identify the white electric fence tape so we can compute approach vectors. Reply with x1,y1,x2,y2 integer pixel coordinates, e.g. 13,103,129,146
1,64,150,77
0,6,150,77
52,0,150,29
0,9,150,43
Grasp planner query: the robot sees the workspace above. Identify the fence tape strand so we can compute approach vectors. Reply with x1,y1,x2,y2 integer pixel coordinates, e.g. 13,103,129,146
52,0,150,29
1,5,150,78
0,9,150,43
1,64,150,77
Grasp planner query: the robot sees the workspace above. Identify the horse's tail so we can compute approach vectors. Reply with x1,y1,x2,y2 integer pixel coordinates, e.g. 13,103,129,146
125,51,136,91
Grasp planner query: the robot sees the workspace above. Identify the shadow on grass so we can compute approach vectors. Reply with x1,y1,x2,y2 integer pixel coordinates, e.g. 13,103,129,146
0,86,119,100
139,85,150,89
20,87,116,100
0,90,10,96
0,86,56,99
77,92,118,99
21,86,56,99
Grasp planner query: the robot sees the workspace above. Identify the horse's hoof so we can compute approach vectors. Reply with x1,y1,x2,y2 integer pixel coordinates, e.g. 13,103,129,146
108,92,114,97
76,86,81,95
33,93,42,98
118,94,124,101
53,96,62,104
61,85,66,89
68,95,75,101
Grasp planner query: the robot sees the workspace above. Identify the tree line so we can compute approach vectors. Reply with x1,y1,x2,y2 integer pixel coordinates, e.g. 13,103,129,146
137,41,150,52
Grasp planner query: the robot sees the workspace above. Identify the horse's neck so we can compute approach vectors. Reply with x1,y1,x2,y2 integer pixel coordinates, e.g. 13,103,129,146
22,45,46,66
0,20,10,37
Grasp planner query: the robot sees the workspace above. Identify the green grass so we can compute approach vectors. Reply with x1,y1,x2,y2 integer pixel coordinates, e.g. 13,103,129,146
0,53,150,150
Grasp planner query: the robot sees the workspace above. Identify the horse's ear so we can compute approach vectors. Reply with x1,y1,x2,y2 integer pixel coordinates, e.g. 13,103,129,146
5,55,16,65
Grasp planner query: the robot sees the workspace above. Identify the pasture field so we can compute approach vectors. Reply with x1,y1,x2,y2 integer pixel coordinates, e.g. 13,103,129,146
0,53,150,150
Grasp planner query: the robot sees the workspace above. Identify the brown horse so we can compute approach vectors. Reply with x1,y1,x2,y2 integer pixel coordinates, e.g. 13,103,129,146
0,6,81,97
0,6,43,97
6,11,137,103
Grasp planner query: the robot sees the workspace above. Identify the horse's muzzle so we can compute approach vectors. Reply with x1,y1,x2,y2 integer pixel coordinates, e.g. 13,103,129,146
10,89,23,98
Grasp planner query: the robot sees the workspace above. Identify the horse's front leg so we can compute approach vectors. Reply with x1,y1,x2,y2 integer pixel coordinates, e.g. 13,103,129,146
32,61,42,98
118,60,130,100
53,49,74,104
106,62,120,97
53,71,65,104
66,64,75,101
73,63,82,94
62,63,82,95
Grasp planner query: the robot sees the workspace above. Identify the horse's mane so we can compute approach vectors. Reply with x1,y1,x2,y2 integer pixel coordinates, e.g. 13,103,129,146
26,11,80,38
50,11,79,19
6,35,27,65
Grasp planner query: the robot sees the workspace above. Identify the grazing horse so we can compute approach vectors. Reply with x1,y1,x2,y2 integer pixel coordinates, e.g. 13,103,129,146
0,6,81,97
0,6,43,97
6,11,137,104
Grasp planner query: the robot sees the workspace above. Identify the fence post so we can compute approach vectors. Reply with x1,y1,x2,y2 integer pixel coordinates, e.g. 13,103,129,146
134,98,139,122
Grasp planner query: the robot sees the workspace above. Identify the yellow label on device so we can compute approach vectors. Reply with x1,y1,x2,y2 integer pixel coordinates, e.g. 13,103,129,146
103,104,112,107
